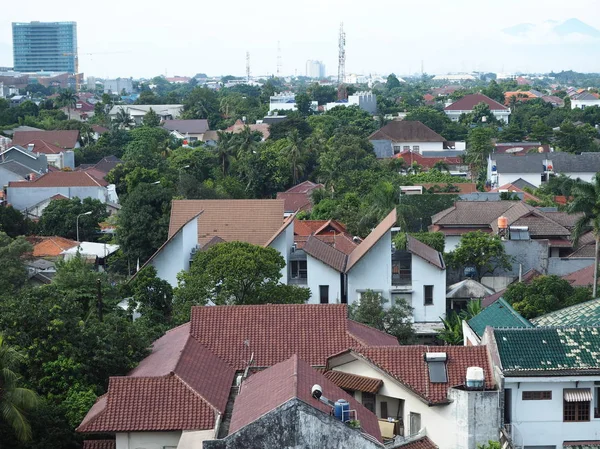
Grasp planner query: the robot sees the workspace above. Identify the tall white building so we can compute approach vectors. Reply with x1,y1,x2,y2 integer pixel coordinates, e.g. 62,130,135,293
305,60,325,79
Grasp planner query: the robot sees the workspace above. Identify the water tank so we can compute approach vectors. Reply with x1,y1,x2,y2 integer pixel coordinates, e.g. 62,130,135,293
498,216,508,229
466,366,485,389
334,399,350,422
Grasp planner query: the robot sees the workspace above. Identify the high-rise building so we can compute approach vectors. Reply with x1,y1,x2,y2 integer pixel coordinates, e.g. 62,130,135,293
12,22,78,73
305,60,325,79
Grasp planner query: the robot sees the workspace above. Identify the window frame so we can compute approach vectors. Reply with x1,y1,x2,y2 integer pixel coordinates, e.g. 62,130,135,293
319,285,329,304
564,400,590,422
424,285,434,306
522,391,552,401
290,260,307,280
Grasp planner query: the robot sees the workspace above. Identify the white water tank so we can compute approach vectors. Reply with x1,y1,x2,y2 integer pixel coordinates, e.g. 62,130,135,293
466,366,484,389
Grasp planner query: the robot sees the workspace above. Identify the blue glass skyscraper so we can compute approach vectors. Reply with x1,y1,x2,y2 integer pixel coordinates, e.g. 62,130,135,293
12,21,78,73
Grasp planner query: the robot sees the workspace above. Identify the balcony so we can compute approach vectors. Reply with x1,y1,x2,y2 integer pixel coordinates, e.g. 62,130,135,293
392,269,412,286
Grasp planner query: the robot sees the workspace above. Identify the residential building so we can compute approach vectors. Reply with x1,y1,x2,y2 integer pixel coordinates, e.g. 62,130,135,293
276,180,324,214
108,105,183,126
18,139,75,169
369,121,446,157
24,193,68,219
325,91,378,114
11,130,80,150
162,119,210,142
0,159,42,188
305,60,326,78
29,235,78,259
225,119,270,140
12,22,77,73
488,152,600,188
61,99,95,121
530,298,600,327
446,279,494,314
485,327,600,449
103,78,133,94
6,171,115,211
392,150,468,176
77,304,398,449
326,345,499,449
269,92,318,112
62,242,120,270
432,74,477,82
571,91,600,109
444,94,510,123
205,355,382,449
0,145,48,173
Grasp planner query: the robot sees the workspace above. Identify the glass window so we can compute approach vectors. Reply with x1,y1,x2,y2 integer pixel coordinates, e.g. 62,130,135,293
409,412,421,436
424,285,434,305
290,260,307,279
412,145,420,153
319,285,329,304
523,391,552,400
427,361,447,383
564,401,590,422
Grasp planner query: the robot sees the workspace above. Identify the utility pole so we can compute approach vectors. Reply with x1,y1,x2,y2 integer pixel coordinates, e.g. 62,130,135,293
246,51,251,82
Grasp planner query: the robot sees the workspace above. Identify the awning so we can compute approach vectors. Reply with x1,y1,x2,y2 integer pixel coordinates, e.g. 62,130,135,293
323,370,383,394
564,442,600,449
563,388,593,402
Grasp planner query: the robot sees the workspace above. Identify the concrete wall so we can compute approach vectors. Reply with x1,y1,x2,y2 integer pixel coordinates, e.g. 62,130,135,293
505,377,600,449
444,235,462,252
410,254,446,323
178,430,216,449
306,255,342,304
8,186,108,211
204,399,382,449
448,388,501,449
0,166,24,188
496,173,542,189
116,431,181,449
371,139,393,158
547,257,594,276
151,217,198,287
268,224,295,285
347,232,392,305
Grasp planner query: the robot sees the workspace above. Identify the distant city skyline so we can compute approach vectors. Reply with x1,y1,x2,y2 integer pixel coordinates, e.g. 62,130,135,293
0,0,599,79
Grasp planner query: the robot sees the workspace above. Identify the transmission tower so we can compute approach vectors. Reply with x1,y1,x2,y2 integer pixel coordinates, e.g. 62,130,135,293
277,41,282,77
337,22,346,86
246,51,251,82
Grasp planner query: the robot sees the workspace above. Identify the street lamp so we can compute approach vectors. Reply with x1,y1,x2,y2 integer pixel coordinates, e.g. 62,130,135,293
76,211,92,242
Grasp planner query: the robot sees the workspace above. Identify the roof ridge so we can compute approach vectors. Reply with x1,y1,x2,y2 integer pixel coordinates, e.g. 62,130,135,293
172,372,220,413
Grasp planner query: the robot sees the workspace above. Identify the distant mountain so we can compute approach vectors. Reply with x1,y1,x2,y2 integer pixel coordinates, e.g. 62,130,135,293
502,18,600,39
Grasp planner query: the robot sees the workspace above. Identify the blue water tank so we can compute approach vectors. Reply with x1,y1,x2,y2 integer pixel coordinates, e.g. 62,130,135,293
334,399,350,421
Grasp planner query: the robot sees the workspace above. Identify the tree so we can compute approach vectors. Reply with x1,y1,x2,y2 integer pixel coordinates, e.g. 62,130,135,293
122,126,171,169
498,122,526,142
117,182,172,265
349,290,414,343
284,129,305,184
295,93,312,116
182,87,221,128
555,120,599,153
465,127,495,170
504,275,592,319
129,266,173,326
0,206,32,237
448,231,512,281
57,90,77,120
0,233,32,294
174,241,309,322
37,197,108,242
113,107,134,129
568,174,600,296
0,336,39,441
386,74,402,90
481,80,505,103
394,232,445,253
143,108,161,127
437,300,482,345
216,131,237,176
461,102,497,126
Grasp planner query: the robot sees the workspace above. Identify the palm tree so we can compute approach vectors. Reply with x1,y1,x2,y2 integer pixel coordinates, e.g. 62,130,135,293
284,130,305,185
567,174,600,297
114,107,134,130
433,160,450,172
0,336,39,441
57,90,78,120
216,131,237,176
236,126,257,157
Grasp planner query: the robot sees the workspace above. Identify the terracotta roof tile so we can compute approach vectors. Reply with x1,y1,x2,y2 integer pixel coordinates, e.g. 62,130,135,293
444,93,508,111
349,346,495,404
561,264,595,287
323,370,383,394
369,121,446,142
398,436,439,449
12,130,79,149
24,139,64,155
189,304,398,370
303,235,347,272
285,180,325,194
229,355,382,442
346,320,400,346
392,151,463,168
406,235,445,269
32,236,79,257
491,183,541,202
8,171,108,188
276,192,313,212
82,440,115,449
168,199,284,246
347,209,396,272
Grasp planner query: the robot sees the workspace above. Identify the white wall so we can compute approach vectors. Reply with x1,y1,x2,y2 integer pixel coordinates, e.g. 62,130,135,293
410,254,446,323
505,377,600,449
392,141,444,153
446,110,510,123
116,431,181,449
497,173,542,189
268,224,295,285
306,255,342,304
151,217,198,287
7,186,108,211
572,99,600,109
177,430,216,449
347,232,392,305
444,236,461,252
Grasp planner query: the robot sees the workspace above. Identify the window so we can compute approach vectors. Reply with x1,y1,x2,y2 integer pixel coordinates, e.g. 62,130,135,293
403,145,410,151
424,285,434,305
564,401,590,422
290,260,307,279
409,412,421,436
412,145,420,153
523,391,552,400
393,145,402,154
319,285,329,304
425,353,447,383
392,251,411,285
362,392,376,413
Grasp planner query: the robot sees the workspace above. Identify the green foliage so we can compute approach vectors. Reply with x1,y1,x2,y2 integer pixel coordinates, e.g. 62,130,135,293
37,197,108,241
555,120,599,153
386,74,402,90
437,300,482,345
0,233,32,294
448,231,512,280
295,93,312,116
504,275,592,319
481,80,505,103
0,206,33,238
129,266,174,327
122,126,170,169
182,87,222,128
404,106,468,141
174,241,309,322
393,232,445,253
397,194,458,233
477,441,502,449
466,127,495,168
349,290,414,343
142,108,161,127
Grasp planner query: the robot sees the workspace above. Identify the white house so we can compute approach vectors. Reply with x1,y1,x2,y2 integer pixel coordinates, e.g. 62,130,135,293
369,121,446,158
108,105,184,126
269,92,318,112
325,91,377,114
484,327,600,449
444,93,510,123
488,152,600,189
326,345,500,449
571,91,600,109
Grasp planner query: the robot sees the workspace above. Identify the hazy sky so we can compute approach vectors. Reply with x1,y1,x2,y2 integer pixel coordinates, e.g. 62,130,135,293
1,0,599,79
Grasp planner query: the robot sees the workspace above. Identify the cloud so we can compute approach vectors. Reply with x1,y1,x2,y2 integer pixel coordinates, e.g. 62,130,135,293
500,18,600,45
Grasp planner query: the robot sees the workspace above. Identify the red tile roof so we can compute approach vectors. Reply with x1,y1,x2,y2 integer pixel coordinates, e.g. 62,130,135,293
82,440,115,449
91,125,109,134
276,192,314,212
345,346,495,404
303,235,348,272
323,370,383,394
369,121,446,142
285,180,325,194
8,171,108,188
398,436,439,449
347,320,399,346
31,236,78,257
229,355,382,442
12,130,80,149
189,304,399,370
491,183,541,202
392,151,463,168
562,264,594,287
24,139,64,155
444,93,508,111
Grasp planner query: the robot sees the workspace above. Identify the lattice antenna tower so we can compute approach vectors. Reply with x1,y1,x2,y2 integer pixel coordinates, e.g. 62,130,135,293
277,41,282,77
246,51,251,82
337,22,346,85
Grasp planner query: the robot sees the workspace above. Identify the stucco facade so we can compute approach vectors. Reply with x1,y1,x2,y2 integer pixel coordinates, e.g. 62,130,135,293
305,255,343,304
408,254,446,323
347,233,393,304
115,431,181,449
7,185,110,211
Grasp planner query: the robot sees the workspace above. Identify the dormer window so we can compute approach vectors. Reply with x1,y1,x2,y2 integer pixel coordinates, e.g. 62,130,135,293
425,352,448,383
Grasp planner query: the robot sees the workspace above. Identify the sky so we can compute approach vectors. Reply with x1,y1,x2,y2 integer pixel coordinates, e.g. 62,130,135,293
0,0,599,79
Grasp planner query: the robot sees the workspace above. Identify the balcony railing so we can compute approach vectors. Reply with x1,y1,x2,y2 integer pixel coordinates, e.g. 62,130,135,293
392,269,411,286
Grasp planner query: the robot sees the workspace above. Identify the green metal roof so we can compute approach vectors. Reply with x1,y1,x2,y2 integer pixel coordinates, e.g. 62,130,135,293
467,298,533,337
531,298,600,327
494,327,600,376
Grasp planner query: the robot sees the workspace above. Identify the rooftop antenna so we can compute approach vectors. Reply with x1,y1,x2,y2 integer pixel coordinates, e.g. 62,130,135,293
337,22,346,86
246,51,251,82
277,41,282,77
